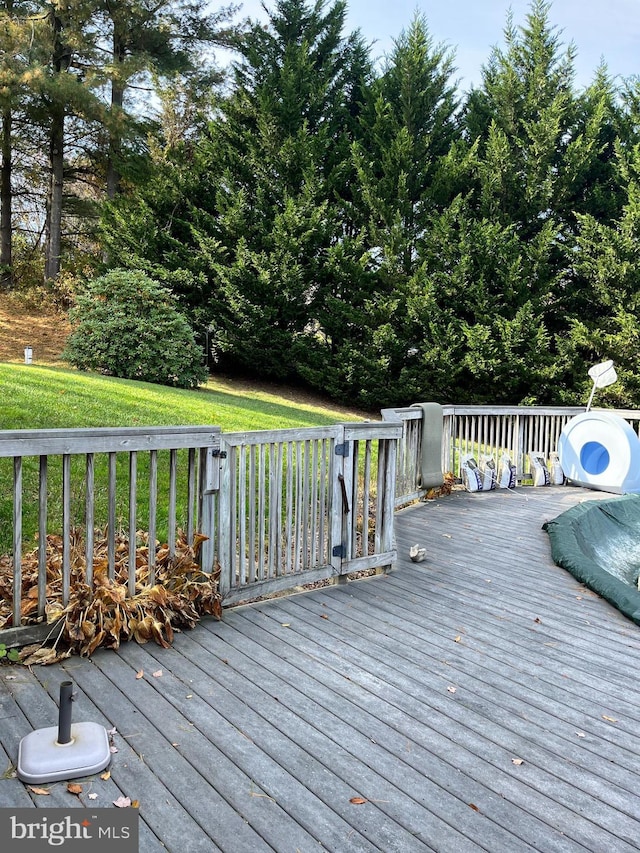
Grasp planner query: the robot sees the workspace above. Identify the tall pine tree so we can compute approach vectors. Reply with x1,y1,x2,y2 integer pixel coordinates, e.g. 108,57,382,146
200,0,372,379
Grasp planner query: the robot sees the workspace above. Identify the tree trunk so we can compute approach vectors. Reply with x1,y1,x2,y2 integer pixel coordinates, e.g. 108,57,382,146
44,105,64,281
106,31,126,200
44,7,70,282
0,107,12,289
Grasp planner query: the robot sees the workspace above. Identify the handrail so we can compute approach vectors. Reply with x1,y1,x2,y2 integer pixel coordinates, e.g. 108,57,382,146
384,404,640,506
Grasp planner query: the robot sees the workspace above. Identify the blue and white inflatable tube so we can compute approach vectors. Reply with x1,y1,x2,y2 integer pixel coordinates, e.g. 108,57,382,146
558,411,640,494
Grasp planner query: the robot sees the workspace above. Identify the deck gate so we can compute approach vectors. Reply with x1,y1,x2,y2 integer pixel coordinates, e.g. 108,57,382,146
215,422,401,605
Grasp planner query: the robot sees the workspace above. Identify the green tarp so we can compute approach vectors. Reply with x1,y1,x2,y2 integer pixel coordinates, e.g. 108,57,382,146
543,494,640,626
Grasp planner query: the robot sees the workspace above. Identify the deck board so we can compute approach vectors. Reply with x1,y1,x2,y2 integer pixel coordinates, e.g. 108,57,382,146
2,485,640,852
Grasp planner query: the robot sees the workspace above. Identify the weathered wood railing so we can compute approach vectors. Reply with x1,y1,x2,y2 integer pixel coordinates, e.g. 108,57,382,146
0,426,221,645
6,403,640,644
217,421,400,605
0,420,401,641
384,404,640,506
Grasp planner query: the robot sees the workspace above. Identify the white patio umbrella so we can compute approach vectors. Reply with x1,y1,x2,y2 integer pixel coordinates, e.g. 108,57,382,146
585,359,617,412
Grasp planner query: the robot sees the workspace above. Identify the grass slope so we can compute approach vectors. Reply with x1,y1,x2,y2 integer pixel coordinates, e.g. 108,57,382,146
0,365,372,554
0,365,370,432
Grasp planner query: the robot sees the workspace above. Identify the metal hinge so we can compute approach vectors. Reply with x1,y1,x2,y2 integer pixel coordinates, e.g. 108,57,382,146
332,545,346,558
334,442,350,457
211,448,227,459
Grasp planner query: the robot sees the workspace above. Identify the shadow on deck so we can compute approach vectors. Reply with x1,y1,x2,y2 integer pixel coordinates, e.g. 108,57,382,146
2,486,640,852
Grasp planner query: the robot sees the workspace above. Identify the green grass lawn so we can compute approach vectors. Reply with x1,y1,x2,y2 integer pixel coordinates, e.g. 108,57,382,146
0,364,367,432
0,365,371,554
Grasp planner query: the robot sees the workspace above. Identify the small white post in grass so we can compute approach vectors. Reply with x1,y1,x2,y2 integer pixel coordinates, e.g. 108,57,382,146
24,346,33,364
585,359,617,411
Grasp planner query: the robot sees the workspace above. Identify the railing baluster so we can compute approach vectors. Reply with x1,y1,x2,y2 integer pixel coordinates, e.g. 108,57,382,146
62,454,71,605
362,440,372,557
268,443,276,579
148,449,158,586
85,453,95,587
381,438,397,557
108,451,116,579
274,442,284,575
168,449,177,558
13,456,22,628
302,441,311,568
374,440,385,555
310,440,319,567
128,451,137,597
348,441,359,560
258,444,266,579
239,446,247,586
285,443,294,575
38,456,47,619
249,445,257,583
187,448,196,546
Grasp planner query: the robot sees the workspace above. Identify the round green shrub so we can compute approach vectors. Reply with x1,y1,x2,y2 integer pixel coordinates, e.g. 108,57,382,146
63,269,208,389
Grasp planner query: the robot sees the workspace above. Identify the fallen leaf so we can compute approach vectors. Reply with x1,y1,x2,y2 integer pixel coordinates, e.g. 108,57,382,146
442,534,452,539
602,715,618,723
131,800,140,808
533,617,541,624
5,675,16,680
100,771,111,781
447,686,457,694
575,731,586,738
454,636,462,643
469,803,480,812
135,669,144,679
28,786,50,795
511,758,524,766
67,783,83,795
281,623,290,628
152,670,163,678
107,727,117,736
88,793,98,800
349,797,368,805
113,796,131,808
320,614,329,620
20,647,70,667
109,745,119,754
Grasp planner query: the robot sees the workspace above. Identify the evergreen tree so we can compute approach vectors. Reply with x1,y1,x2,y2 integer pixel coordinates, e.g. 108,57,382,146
96,0,235,199
0,0,47,286
1,1,25,286
12,0,104,281
96,0,640,408
141,0,372,379
327,13,461,404
563,143,640,407
457,0,620,403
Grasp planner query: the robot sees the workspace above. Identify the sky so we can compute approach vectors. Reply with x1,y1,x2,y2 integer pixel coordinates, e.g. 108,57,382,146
228,0,640,92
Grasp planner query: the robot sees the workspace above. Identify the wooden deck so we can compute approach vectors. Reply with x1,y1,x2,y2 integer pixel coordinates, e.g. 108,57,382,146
2,485,640,852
